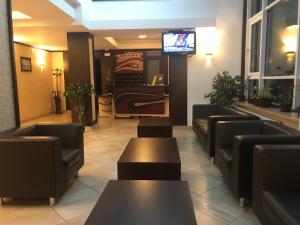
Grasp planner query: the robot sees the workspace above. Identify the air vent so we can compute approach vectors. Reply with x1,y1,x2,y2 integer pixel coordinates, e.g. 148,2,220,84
65,0,80,9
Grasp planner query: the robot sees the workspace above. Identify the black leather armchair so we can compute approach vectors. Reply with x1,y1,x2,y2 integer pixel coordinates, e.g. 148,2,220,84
192,104,259,160
0,123,84,206
253,145,300,225
215,120,300,205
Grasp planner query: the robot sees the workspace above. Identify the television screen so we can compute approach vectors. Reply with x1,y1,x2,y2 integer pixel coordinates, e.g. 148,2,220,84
162,31,196,55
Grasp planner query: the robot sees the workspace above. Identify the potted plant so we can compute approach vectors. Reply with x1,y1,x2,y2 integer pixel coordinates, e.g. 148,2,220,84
52,68,62,114
255,87,273,107
277,83,294,112
64,83,95,123
248,86,258,104
278,94,293,112
235,75,246,102
205,71,240,105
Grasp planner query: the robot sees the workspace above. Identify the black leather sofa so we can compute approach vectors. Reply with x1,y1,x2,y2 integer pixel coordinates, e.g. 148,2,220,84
0,123,84,206
253,145,300,225
214,120,300,205
192,104,259,160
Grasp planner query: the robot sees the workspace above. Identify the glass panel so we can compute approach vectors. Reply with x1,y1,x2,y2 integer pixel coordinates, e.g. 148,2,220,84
251,0,262,16
265,0,298,76
248,79,259,98
264,79,294,105
250,21,261,73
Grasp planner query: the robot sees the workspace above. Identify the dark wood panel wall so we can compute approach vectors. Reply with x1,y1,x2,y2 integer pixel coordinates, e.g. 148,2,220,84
94,51,114,95
67,32,97,126
94,49,169,94
63,52,71,110
7,0,20,127
169,55,188,126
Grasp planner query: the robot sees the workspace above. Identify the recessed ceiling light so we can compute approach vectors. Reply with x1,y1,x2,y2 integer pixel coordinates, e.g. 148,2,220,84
138,35,147,39
12,11,32,20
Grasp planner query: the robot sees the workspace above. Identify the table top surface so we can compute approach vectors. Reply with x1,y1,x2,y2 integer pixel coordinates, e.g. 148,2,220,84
138,117,172,127
118,138,180,163
84,180,197,225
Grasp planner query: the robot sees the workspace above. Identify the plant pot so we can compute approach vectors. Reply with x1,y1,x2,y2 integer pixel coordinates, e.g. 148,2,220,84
54,96,62,114
255,98,273,108
280,104,292,112
239,95,246,102
248,96,257,104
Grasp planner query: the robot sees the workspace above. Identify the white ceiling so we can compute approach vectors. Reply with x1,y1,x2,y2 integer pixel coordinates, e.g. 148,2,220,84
12,0,165,51
12,0,217,51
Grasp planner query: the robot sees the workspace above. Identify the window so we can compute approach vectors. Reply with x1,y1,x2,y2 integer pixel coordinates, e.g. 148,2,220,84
248,79,259,98
246,0,300,108
264,79,294,104
251,0,262,16
265,0,298,76
250,21,261,73
268,0,277,5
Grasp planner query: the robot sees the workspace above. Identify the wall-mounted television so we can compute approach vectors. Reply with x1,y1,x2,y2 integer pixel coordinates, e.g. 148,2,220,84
162,31,196,55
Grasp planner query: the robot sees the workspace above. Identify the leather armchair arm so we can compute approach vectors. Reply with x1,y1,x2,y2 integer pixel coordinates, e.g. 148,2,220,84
253,145,300,190
37,123,84,149
192,104,218,120
231,135,300,198
208,116,259,157
0,137,66,198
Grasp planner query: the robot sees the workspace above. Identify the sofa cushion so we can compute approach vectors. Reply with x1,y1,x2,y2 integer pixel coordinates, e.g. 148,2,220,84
62,148,81,170
216,148,232,169
263,190,300,225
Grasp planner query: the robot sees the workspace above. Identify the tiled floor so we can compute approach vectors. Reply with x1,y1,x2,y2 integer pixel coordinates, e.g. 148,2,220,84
1,114,262,225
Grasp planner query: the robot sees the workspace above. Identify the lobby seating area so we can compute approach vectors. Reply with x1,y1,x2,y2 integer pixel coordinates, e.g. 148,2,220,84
1,0,300,224
0,123,84,206
192,103,300,225
192,104,259,160
2,109,300,225
0,116,263,225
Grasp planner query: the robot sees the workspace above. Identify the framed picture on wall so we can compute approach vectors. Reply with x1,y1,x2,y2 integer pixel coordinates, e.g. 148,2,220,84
20,57,32,72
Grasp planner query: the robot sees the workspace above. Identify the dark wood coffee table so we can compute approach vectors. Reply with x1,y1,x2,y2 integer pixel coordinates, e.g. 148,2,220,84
118,138,181,180
84,180,197,225
137,117,173,137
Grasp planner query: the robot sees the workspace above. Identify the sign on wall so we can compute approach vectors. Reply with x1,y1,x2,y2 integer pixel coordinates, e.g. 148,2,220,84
115,51,144,73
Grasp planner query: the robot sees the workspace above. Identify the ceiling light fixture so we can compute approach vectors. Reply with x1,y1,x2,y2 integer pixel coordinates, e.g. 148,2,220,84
12,11,32,20
138,35,147,39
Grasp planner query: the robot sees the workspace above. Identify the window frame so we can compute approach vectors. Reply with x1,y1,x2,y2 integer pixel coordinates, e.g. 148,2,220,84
246,0,300,108
248,16,263,77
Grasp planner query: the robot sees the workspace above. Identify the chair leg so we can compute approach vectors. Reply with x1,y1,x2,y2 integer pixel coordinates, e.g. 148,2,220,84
0,197,4,206
211,157,215,164
240,198,247,207
49,197,56,207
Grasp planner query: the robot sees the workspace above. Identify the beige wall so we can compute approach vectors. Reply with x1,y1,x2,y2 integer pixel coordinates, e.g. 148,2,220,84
14,43,54,122
187,0,244,125
0,1,17,132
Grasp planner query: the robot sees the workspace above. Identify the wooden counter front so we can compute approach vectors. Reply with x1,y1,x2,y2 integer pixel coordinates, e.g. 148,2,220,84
113,85,168,117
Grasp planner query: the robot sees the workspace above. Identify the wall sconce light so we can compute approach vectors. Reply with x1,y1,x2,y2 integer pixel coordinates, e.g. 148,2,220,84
196,27,218,66
282,25,298,60
197,27,218,58
36,50,45,71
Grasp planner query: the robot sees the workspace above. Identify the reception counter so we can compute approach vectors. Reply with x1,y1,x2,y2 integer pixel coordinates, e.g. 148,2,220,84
113,85,169,117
